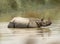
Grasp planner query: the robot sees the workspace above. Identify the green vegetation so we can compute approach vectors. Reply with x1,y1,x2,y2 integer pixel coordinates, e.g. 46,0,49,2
0,0,60,22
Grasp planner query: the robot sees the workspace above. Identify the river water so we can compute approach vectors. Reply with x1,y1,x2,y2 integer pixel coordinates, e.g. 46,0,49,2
0,22,60,44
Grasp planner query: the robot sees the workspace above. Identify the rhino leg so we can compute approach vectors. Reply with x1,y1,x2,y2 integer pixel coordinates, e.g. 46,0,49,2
14,23,28,28
28,21,38,28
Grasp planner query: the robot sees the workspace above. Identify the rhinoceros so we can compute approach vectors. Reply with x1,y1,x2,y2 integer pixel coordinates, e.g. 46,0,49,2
8,17,52,28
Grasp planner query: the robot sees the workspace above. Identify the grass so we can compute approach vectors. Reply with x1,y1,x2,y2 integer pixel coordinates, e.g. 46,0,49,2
0,0,60,22
0,8,60,22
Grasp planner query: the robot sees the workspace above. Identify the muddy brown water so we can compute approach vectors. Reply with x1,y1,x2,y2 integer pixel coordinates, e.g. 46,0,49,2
0,22,60,44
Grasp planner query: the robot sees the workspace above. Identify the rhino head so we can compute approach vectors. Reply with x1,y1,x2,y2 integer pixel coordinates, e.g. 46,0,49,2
36,18,52,27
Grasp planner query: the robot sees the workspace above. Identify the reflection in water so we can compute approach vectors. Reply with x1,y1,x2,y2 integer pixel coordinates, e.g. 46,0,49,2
36,28,51,37
0,22,60,44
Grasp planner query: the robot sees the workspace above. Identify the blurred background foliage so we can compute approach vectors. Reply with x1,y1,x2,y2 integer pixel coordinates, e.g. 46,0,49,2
0,0,60,21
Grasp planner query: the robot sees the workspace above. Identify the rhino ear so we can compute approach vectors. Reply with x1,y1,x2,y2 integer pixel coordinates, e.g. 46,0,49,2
46,18,52,26
48,17,51,21
41,17,44,21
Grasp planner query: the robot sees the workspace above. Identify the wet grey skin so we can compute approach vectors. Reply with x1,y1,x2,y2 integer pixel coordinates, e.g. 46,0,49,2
8,17,52,28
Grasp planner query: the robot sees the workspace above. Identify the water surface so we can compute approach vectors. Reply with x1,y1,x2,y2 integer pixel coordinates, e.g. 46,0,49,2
0,22,60,44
